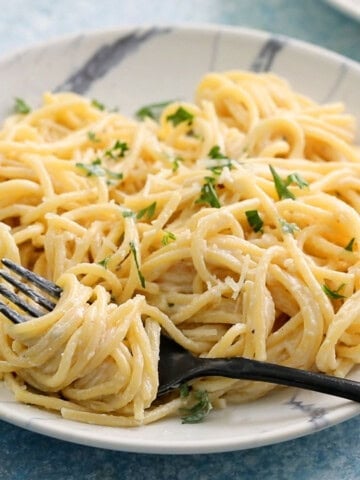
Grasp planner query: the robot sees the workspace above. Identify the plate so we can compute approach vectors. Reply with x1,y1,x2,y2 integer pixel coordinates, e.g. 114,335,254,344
0,24,360,454
323,0,360,21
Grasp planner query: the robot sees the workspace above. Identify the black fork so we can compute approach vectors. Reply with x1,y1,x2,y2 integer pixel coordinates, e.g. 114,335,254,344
1,257,360,402
0,258,61,323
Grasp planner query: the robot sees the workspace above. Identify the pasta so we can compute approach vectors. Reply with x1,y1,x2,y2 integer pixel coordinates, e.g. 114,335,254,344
0,70,359,426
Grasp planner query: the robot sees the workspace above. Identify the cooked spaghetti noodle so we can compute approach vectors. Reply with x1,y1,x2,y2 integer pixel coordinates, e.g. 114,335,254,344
0,70,359,426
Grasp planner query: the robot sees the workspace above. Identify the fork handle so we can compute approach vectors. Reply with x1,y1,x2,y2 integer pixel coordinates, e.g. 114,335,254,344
185,357,360,402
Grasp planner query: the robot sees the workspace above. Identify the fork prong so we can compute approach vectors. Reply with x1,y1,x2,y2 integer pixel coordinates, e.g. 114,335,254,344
0,300,27,324
1,259,62,298
0,284,44,317
0,270,56,311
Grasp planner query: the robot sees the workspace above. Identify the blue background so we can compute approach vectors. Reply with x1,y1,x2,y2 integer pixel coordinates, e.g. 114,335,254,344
0,1,359,478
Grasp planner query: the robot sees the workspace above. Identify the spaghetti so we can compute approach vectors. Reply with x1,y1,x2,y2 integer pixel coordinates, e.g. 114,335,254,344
0,70,359,426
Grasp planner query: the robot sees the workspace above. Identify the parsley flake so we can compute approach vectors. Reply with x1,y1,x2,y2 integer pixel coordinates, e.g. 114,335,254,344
245,210,264,233
344,238,355,252
162,231,176,245
91,99,105,111
76,159,105,177
269,165,296,200
286,173,309,190
129,241,146,288
87,131,100,142
167,107,194,127
196,176,221,208
122,209,136,218
105,140,129,159
136,202,157,220
208,145,228,160
136,100,173,121
180,390,212,424
172,156,183,172
322,283,346,299
179,383,190,399
98,256,111,269
279,218,300,234
14,97,31,114
76,159,123,182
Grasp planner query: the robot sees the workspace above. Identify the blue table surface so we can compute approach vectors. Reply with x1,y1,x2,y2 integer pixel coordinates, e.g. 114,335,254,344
0,1,359,479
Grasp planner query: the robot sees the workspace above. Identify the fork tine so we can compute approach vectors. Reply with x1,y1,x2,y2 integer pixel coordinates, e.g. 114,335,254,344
0,284,44,317
0,270,56,311
1,259,62,298
0,300,27,324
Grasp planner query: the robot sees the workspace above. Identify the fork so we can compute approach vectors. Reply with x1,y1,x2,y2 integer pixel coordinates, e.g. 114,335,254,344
1,257,360,402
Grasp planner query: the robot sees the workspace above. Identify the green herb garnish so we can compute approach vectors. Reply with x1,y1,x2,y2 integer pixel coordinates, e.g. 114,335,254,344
269,165,296,200
76,159,105,177
98,256,111,269
196,176,221,208
122,209,136,218
136,100,173,121
180,390,212,424
344,238,355,252
162,231,176,245
286,173,309,190
245,210,264,233
171,156,183,172
105,140,129,159
269,167,309,201
91,99,105,111
87,131,100,142
179,383,190,399
322,283,346,299
76,159,123,182
129,241,146,288
14,97,31,114
167,107,194,127
279,218,300,234
136,201,157,220
208,145,228,160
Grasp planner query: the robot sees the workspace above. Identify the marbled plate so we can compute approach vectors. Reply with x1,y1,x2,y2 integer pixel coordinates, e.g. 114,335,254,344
0,25,359,454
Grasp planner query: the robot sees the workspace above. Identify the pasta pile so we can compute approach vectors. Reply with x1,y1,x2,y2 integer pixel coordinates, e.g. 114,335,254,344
0,70,359,426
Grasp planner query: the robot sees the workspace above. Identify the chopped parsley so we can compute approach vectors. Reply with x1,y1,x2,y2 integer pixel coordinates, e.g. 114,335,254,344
76,159,123,182
105,140,129,159
286,173,309,190
87,131,100,142
136,100,173,121
167,107,194,127
322,283,346,299
269,166,309,201
129,241,146,288
171,156,183,172
179,383,190,399
98,256,111,269
208,145,228,160
269,165,296,200
207,146,233,174
279,218,300,234
14,97,31,114
91,99,105,111
122,209,136,218
344,238,355,252
195,176,221,208
245,210,264,233
180,390,212,424
136,201,157,220
162,231,176,245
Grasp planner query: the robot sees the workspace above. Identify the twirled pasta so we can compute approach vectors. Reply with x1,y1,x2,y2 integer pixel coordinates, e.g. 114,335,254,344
0,70,359,426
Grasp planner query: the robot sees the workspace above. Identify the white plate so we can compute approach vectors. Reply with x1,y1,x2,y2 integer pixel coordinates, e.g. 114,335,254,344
0,24,360,454
323,0,360,21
